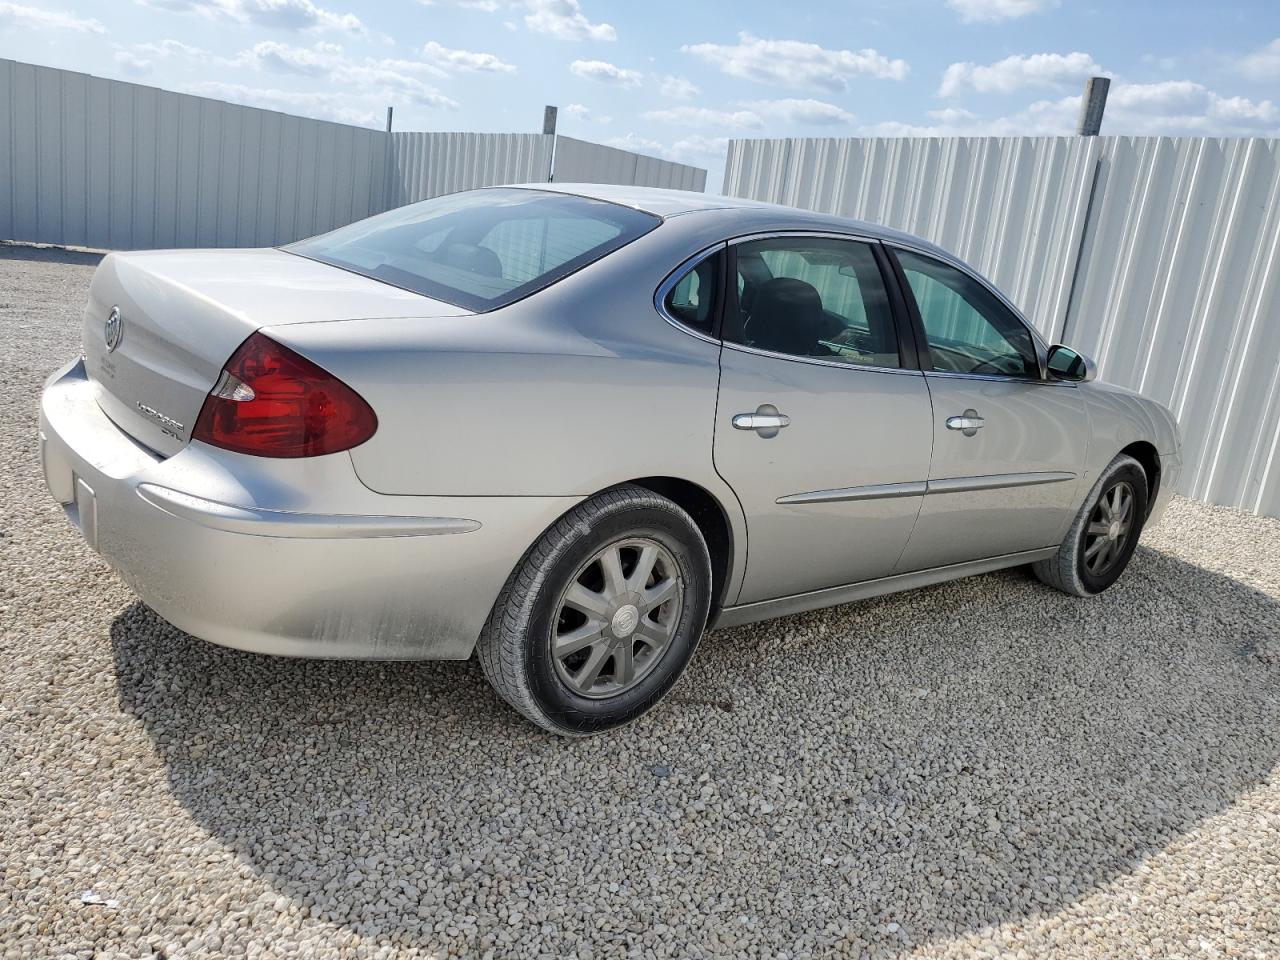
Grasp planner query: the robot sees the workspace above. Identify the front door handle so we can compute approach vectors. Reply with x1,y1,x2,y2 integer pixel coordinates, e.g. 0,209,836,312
946,408,985,437
733,404,790,438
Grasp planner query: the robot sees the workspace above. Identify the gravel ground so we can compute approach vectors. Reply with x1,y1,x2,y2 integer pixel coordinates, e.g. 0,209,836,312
2,245,1279,959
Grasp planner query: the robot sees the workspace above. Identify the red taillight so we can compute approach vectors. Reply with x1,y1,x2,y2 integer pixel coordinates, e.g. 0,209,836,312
192,332,377,458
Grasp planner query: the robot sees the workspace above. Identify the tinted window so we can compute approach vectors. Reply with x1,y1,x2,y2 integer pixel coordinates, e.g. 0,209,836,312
663,253,720,335
287,188,660,312
726,237,900,368
896,249,1039,378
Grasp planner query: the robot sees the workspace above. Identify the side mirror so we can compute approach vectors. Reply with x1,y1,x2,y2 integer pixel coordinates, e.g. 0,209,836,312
1046,344,1097,383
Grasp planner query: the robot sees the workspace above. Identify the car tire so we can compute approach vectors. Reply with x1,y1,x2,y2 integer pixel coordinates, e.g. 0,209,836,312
477,485,713,736
1033,453,1149,597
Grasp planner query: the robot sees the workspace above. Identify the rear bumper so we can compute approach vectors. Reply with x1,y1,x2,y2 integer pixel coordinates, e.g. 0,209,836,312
40,359,579,659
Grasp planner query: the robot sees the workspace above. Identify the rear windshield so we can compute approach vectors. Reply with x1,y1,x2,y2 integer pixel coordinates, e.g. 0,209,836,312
285,188,661,312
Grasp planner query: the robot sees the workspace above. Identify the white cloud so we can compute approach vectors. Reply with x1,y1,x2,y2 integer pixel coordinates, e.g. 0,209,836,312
602,132,723,165
421,40,515,73
667,134,729,162
569,58,641,87
185,80,382,126
248,39,347,76
946,0,1057,22
136,0,364,35
244,41,460,108
114,50,153,75
605,133,665,154
682,32,908,92
658,75,699,100
747,98,855,125
120,38,237,68
861,80,1279,138
1238,38,1280,81
0,2,105,33
458,0,499,9
1142,53,1178,72
523,0,614,41
940,51,1108,96
565,102,610,124
643,106,763,129
644,98,854,131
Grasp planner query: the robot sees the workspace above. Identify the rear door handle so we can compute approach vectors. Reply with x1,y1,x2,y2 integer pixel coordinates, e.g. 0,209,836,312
946,409,985,437
733,405,790,438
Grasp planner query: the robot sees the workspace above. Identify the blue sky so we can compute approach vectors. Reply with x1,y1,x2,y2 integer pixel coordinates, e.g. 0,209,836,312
3,0,1279,190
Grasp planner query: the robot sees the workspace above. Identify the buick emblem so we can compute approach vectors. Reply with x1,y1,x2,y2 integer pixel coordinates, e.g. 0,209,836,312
104,306,123,353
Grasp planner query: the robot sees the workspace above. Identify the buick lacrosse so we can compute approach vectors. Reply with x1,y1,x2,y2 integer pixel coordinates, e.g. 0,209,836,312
40,184,1180,734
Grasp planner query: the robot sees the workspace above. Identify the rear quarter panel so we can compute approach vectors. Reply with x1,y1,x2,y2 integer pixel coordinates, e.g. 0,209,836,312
265,217,750,594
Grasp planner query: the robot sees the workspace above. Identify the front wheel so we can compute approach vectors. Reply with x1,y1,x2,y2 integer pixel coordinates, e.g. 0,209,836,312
477,485,712,736
1033,453,1149,596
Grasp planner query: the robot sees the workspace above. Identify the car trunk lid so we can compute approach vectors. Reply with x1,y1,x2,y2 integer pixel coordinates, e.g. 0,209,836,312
82,248,468,456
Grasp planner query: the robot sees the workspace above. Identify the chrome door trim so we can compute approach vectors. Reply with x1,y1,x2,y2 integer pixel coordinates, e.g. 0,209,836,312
721,341,924,378
728,229,884,245
652,241,726,346
777,480,927,505
925,471,1076,495
926,370,1077,388
712,546,1060,630
776,472,1074,506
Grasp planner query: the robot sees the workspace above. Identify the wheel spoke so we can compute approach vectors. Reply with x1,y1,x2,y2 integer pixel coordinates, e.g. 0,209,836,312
564,583,610,619
554,620,607,657
573,644,612,692
1087,520,1111,537
613,642,635,686
1118,491,1133,523
635,620,672,651
640,577,678,613
628,544,659,592
1085,537,1106,560
599,547,627,601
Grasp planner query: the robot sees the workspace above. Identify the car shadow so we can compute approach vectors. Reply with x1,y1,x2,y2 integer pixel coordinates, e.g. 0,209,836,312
108,544,1280,955
0,243,105,267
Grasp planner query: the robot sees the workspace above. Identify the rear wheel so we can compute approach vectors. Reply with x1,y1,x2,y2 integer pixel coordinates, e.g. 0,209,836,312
1033,453,1148,596
477,485,712,736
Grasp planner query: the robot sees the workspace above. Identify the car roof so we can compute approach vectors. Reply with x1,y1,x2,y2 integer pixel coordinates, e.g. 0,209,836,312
516,182,948,255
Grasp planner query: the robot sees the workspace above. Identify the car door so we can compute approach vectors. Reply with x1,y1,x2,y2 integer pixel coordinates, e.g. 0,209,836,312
888,246,1087,572
710,234,934,605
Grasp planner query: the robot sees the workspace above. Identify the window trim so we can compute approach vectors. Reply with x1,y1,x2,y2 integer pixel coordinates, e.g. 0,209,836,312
652,242,727,346
883,241,1065,386
719,230,924,377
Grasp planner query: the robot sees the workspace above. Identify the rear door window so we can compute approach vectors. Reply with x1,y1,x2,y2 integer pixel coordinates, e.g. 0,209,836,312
287,188,660,312
726,236,901,369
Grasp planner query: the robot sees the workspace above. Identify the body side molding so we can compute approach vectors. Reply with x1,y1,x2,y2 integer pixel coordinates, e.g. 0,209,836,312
776,471,1076,505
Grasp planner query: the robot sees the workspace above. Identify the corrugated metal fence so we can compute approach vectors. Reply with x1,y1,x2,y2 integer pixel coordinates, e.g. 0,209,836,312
724,136,1280,518
0,58,705,250
389,132,554,207
0,58,390,250
553,136,707,192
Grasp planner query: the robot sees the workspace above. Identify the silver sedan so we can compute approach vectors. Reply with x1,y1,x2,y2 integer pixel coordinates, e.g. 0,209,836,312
40,184,1181,734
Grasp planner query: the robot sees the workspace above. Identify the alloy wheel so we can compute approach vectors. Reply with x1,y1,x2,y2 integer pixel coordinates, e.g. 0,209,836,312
1083,480,1135,576
551,537,683,699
